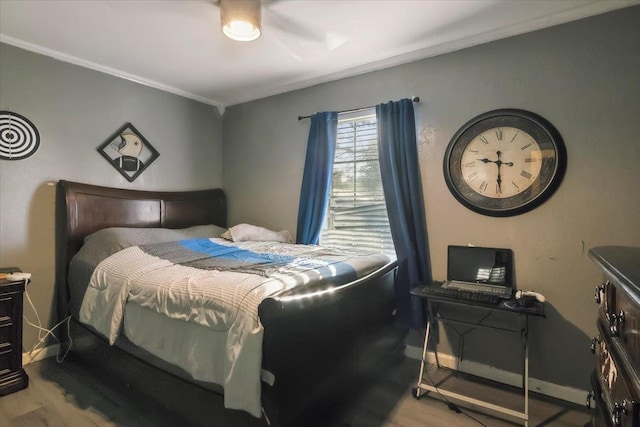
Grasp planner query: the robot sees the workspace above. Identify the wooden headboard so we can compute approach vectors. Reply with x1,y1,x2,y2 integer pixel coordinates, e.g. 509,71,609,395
55,180,227,318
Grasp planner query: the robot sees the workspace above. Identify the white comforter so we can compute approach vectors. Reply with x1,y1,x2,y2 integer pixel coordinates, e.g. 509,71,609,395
79,238,389,417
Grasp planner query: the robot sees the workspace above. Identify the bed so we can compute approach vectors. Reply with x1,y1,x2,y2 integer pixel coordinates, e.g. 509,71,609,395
55,180,404,425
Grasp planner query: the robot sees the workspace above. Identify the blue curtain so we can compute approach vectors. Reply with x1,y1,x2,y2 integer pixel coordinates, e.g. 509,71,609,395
296,112,338,244
377,99,431,328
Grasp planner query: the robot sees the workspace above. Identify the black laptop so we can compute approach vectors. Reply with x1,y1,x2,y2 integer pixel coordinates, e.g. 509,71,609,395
442,245,515,298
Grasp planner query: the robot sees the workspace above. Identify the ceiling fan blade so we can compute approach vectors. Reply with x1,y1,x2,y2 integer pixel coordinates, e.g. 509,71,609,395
262,4,325,45
212,0,348,56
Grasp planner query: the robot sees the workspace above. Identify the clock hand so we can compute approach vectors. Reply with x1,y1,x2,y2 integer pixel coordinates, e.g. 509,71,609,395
496,151,504,194
479,152,514,166
479,156,512,167
478,153,507,194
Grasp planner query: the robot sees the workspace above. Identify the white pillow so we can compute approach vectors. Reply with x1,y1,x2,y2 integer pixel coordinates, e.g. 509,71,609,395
224,223,293,243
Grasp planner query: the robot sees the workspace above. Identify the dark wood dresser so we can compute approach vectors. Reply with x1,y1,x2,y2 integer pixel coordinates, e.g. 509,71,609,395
589,246,640,426
0,271,29,396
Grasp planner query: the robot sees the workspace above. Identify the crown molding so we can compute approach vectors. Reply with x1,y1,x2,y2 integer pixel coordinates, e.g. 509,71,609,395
223,0,640,106
0,34,226,115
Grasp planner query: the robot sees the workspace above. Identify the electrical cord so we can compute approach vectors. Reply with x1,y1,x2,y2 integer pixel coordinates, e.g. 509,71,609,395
422,309,496,427
23,280,73,363
443,310,493,362
423,364,488,427
445,323,475,363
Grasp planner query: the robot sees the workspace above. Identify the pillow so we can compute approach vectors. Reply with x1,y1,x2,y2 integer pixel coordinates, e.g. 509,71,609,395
224,223,293,243
179,224,227,239
83,224,227,259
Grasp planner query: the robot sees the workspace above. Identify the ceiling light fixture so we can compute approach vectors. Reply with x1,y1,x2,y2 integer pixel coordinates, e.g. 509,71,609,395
220,0,262,42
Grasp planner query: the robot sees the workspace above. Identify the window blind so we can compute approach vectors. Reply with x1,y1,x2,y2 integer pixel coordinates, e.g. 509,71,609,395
320,111,395,257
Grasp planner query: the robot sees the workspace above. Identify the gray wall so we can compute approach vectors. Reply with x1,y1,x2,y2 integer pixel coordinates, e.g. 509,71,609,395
0,43,223,349
223,7,640,392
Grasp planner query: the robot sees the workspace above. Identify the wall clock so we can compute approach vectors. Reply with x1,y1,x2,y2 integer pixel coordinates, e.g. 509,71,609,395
443,109,566,217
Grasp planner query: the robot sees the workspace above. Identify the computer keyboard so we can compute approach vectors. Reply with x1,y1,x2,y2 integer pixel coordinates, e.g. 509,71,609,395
418,284,501,304
443,280,512,297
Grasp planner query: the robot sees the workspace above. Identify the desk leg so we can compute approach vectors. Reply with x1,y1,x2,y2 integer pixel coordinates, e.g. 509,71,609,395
412,299,533,425
414,315,432,398
523,314,529,427
429,301,441,368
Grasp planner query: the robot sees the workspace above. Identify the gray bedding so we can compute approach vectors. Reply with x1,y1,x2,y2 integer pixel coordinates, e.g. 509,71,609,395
67,224,227,320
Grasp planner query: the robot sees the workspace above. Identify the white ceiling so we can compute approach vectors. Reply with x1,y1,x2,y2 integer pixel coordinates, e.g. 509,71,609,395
1,0,638,113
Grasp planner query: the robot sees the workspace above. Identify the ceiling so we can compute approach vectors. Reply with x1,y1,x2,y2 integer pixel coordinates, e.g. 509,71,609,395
1,0,637,113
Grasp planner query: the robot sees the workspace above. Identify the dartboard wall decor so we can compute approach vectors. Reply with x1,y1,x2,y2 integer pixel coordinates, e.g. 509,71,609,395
0,111,41,160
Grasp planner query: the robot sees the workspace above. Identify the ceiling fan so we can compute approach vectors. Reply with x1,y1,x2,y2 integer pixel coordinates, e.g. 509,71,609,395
214,0,347,55
217,0,263,41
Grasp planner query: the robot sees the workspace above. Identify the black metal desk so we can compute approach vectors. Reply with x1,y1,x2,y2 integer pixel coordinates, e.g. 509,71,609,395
410,284,545,427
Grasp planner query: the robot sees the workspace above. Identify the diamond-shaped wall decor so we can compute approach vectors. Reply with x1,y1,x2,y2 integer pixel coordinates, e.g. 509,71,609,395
97,122,159,182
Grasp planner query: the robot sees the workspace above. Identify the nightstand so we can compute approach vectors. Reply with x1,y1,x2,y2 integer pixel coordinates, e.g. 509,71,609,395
0,267,29,396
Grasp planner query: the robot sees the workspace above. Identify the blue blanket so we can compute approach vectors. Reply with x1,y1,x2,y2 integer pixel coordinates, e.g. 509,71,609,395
139,238,357,281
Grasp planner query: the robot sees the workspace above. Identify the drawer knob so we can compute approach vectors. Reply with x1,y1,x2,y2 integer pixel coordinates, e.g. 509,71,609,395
612,400,629,426
610,322,619,337
609,311,625,337
594,283,606,304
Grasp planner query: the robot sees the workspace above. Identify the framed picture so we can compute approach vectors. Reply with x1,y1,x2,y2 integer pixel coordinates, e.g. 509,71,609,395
97,122,159,182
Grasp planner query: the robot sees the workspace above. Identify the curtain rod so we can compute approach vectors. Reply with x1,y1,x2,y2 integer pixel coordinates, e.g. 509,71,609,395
297,96,420,121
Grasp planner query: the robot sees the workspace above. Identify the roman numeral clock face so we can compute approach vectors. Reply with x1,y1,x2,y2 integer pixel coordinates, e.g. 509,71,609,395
444,109,566,216
460,127,542,198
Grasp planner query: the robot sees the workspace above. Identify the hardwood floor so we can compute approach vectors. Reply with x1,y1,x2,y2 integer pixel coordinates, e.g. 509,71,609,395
0,353,590,427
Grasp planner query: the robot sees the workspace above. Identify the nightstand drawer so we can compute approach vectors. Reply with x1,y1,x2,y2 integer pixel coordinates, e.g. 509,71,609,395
0,349,13,375
0,272,28,396
0,322,13,347
0,296,13,323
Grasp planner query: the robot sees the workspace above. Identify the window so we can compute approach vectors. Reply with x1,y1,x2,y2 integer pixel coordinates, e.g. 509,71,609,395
319,109,395,257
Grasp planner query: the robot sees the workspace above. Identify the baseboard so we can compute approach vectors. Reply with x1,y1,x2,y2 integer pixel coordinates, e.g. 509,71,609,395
405,345,589,407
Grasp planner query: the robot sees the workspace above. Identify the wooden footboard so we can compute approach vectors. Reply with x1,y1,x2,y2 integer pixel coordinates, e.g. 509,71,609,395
259,261,403,424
